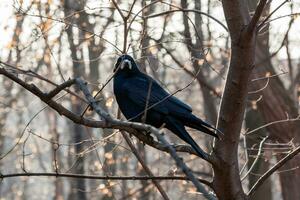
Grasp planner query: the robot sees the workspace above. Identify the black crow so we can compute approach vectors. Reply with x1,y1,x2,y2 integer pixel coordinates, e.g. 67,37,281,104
113,54,220,159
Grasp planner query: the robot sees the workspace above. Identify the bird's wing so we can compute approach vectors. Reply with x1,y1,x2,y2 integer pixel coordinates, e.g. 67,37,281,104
147,76,193,113
123,75,192,114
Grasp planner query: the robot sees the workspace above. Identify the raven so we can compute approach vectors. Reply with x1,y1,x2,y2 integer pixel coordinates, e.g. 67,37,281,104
113,54,220,159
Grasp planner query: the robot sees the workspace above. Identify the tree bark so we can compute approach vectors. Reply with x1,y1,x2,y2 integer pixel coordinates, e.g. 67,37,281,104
211,1,259,199
64,1,87,199
251,33,300,200
245,1,272,199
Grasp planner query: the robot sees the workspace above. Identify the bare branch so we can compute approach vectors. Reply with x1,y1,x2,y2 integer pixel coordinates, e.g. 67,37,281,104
111,0,125,19
247,0,268,33
0,66,204,157
47,79,76,99
145,9,228,32
75,78,216,199
0,66,215,197
241,136,268,181
127,0,137,19
121,132,170,200
248,146,300,196
245,116,300,136
0,172,212,187
75,78,113,122
258,0,289,30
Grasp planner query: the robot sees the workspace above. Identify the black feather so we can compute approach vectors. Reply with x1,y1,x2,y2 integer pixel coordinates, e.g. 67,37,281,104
113,55,221,158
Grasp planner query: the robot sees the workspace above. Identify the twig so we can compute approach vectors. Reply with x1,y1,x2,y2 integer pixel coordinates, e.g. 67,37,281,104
248,146,300,196
258,0,289,30
75,78,215,199
239,135,249,175
265,12,300,24
111,0,125,19
75,79,113,122
251,71,288,82
127,0,137,19
241,136,268,181
248,77,270,94
152,38,221,98
81,68,116,117
151,130,216,200
47,79,76,99
111,0,132,53
142,79,153,123
0,67,207,156
245,116,300,135
145,8,228,32
121,132,170,200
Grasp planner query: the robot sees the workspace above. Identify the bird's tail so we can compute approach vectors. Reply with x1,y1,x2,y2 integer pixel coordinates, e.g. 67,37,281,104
182,114,222,138
165,116,208,159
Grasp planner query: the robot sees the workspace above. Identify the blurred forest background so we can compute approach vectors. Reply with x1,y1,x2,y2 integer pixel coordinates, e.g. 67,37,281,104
0,0,299,200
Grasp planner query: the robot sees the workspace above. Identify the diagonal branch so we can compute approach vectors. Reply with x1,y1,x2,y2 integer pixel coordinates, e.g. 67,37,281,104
247,0,268,33
0,67,215,198
111,0,125,19
0,64,207,157
248,146,300,196
258,0,289,30
145,9,228,32
241,136,268,181
47,79,76,99
75,78,216,199
121,132,170,200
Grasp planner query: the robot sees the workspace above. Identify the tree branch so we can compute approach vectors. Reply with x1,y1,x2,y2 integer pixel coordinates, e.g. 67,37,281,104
145,9,228,32
0,67,215,198
247,0,268,33
248,146,300,196
121,132,170,200
75,78,216,200
0,172,212,187
258,0,289,30
241,136,268,181
0,67,206,156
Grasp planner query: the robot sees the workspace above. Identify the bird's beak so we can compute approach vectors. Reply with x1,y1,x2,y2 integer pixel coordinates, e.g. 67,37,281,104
121,59,132,70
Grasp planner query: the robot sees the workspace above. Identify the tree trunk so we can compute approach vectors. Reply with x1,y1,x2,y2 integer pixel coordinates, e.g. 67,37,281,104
212,43,255,200
252,40,300,199
64,1,87,199
245,2,272,199
212,1,258,199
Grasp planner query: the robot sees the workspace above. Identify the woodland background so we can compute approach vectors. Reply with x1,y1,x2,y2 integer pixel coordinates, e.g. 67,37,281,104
0,0,300,200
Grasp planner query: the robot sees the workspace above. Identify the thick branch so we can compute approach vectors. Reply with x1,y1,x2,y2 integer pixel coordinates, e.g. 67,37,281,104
0,67,200,156
0,68,214,198
258,0,289,30
247,0,268,33
75,78,216,200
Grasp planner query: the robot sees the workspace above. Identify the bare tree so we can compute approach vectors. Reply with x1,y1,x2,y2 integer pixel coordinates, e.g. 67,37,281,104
0,1,300,200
